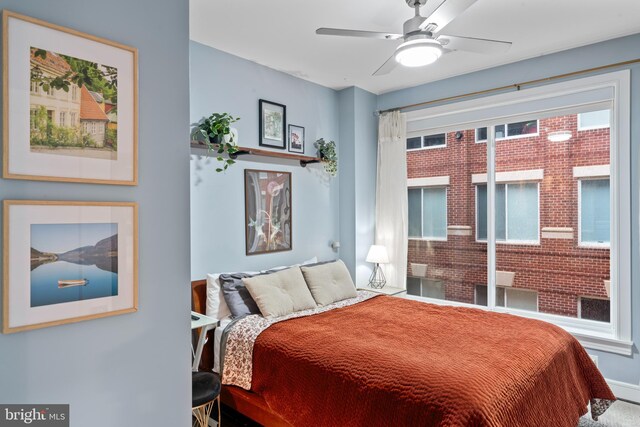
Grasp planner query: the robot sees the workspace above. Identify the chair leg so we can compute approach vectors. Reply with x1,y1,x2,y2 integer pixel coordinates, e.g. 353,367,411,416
217,396,221,427
192,400,215,427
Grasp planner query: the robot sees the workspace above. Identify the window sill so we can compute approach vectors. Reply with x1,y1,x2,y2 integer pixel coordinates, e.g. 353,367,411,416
407,145,446,152
476,240,541,246
409,237,447,242
404,294,633,356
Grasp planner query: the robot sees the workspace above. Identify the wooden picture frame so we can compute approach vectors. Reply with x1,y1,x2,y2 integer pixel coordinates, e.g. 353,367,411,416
288,124,305,154
259,99,286,149
3,10,138,185
2,200,138,333
244,169,292,255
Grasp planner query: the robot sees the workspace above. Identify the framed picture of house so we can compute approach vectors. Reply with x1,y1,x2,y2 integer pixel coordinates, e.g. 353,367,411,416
2,200,138,333
3,10,138,185
288,124,305,154
259,99,286,149
244,169,292,255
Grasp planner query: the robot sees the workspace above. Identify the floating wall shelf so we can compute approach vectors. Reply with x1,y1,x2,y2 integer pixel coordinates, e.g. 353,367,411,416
190,142,321,168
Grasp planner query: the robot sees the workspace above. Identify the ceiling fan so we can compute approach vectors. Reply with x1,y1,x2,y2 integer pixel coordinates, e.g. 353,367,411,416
316,0,512,76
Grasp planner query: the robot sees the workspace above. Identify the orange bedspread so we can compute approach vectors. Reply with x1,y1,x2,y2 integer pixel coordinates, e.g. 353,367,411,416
251,296,614,427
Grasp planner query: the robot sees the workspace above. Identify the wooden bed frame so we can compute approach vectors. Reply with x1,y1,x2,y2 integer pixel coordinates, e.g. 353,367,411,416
192,279,292,427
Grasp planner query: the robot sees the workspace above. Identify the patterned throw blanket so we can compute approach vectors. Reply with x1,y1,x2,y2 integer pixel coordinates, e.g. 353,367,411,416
221,290,379,389
221,294,614,427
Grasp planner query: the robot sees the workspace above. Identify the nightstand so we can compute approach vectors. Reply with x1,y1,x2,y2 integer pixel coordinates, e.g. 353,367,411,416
191,311,218,372
358,286,407,296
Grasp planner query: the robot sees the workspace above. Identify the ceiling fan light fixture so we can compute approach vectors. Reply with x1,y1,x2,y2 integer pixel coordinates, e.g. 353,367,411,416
395,39,442,67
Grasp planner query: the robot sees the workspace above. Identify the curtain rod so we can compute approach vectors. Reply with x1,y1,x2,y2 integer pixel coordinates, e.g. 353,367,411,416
377,57,640,115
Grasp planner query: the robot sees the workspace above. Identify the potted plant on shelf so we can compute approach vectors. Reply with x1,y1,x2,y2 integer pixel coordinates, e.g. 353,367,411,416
314,138,338,177
191,112,240,172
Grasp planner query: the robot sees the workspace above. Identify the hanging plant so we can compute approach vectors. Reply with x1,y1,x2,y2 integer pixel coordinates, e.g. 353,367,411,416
314,138,338,177
191,112,240,172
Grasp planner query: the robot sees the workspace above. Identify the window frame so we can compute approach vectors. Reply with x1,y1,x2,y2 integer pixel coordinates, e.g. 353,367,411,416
475,181,541,245
403,71,632,356
475,119,540,143
406,132,447,151
578,177,611,249
408,186,448,241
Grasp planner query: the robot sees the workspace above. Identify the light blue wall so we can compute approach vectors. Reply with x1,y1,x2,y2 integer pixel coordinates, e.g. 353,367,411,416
378,33,640,386
190,42,341,279
337,87,379,286
0,1,191,426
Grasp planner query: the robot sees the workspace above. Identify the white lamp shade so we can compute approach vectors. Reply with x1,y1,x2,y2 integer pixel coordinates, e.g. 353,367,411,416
366,245,389,264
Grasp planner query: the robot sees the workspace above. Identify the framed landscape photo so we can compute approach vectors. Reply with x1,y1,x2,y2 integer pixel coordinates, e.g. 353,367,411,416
2,200,138,333
244,169,292,255
3,10,138,185
259,99,286,149
288,124,305,154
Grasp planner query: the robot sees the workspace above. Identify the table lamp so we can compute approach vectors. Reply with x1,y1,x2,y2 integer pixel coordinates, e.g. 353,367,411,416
366,245,389,289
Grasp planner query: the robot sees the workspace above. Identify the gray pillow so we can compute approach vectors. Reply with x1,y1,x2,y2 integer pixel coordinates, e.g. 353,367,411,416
219,272,261,318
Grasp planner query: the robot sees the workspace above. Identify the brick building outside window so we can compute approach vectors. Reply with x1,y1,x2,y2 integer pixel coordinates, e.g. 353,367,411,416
406,111,611,322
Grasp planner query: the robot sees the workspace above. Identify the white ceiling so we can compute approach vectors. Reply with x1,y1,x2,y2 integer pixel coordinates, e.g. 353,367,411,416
190,0,640,95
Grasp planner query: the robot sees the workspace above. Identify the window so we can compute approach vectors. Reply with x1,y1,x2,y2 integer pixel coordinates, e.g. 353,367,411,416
70,113,76,126
72,85,78,101
404,71,631,355
476,183,539,243
91,122,96,133
475,285,538,311
476,120,539,142
30,81,38,93
579,297,610,322
578,110,610,130
406,133,446,150
59,111,66,126
408,187,447,239
407,278,445,299
579,179,610,246
406,136,421,150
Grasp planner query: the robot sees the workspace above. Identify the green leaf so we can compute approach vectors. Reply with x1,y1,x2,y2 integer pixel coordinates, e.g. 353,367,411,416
215,168,223,173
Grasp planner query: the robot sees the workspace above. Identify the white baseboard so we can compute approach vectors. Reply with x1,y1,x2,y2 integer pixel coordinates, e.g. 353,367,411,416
607,378,640,403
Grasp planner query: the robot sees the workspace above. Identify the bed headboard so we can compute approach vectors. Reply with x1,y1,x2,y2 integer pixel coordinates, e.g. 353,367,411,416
191,279,215,371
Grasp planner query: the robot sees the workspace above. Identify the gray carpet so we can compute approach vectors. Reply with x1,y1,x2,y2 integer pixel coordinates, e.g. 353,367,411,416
579,401,640,427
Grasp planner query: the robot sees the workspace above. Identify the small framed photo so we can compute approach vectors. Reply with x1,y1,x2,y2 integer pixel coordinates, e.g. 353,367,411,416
3,10,138,185
288,125,305,154
2,200,138,333
245,169,292,255
259,99,286,149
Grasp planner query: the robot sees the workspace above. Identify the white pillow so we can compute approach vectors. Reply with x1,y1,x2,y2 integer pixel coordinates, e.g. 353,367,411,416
206,272,256,319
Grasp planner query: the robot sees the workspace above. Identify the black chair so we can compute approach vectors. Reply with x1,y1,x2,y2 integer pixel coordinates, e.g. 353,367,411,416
192,372,221,427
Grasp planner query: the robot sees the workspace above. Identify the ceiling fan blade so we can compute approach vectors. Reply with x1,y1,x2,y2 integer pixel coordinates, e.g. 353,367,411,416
419,0,478,33
437,34,512,54
316,28,403,40
373,53,398,76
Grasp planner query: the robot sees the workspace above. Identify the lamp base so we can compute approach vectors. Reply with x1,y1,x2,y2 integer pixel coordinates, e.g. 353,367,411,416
368,263,387,289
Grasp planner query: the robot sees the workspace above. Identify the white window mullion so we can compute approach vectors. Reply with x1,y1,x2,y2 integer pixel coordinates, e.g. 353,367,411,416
487,125,496,310
421,189,424,238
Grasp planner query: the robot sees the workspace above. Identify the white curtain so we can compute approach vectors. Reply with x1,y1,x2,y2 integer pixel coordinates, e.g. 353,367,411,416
375,111,408,289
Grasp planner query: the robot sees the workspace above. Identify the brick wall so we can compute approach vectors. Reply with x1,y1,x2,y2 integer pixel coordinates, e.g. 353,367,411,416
407,115,610,318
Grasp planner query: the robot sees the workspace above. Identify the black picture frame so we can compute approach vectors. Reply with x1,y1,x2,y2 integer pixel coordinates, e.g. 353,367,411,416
288,125,305,154
259,99,286,149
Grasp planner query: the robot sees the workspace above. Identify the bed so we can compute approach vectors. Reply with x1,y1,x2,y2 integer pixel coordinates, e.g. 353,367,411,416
191,277,614,427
